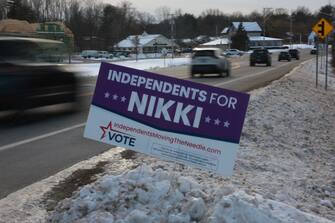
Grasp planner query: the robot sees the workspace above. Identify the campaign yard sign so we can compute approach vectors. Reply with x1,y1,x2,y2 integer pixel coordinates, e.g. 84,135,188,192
84,62,249,176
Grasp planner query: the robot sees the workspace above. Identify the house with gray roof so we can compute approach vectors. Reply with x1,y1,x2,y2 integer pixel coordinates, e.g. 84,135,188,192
219,22,283,49
114,32,177,54
230,22,262,37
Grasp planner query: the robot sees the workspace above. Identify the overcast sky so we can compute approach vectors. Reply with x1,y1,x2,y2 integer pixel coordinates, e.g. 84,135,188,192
106,0,332,15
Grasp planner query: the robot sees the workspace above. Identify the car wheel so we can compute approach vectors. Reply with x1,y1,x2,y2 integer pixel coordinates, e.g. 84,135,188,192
267,62,271,66
250,62,255,66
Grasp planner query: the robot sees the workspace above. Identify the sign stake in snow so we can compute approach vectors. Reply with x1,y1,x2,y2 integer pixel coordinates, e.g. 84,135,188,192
84,63,249,176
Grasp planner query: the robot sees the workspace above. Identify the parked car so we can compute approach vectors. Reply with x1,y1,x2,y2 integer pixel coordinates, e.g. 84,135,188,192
181,48,193,53
310,48,317,55
224,49,243,57
278,51,291,62
288,49,300,60
191,48,231,77
98,51,110,59
0,37,78,112
81,50,99,59
250,49,272,66
112,51,130,58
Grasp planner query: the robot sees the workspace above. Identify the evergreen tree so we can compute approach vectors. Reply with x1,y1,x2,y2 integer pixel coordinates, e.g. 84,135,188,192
231,23,249,51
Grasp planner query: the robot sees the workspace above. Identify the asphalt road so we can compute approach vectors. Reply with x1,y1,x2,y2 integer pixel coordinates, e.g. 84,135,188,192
0,50,314,199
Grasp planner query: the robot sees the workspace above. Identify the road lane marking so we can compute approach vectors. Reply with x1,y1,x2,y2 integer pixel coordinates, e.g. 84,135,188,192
0,123,86,152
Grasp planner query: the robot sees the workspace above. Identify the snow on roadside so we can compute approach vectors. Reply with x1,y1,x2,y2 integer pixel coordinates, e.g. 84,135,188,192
0,59,334,223
47,59,335,222
48,165,333,223
0,148,128,223
71,57,190,77
283,44,315,49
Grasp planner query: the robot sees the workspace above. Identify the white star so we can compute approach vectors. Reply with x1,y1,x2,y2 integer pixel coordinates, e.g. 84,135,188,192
113,94,118,100
214,118,221,125
205,116,211,123
121,96,127,102
224,121,230,128
104,92,110,98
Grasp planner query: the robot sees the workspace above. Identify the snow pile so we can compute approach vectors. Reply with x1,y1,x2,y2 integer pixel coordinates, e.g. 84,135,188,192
1,59,334,223
211,191,333,223
48,165,205,223
48,165,333,223
70,57,190,77
283,44,314,49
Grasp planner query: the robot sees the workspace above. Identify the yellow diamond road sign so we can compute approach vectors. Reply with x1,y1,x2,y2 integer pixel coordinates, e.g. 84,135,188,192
313,18,334,39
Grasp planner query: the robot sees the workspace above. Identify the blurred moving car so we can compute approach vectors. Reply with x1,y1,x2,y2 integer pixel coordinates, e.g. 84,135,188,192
81,50,99,59
310,48,317,55
278,51,291,62
191,48,231,77
250,49,272,66
288,49,300,60
224,49,243,57
0,37,78,112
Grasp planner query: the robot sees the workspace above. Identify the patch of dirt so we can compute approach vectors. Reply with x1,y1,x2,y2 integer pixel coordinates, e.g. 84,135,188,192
43,161,108,211
120,150,138,159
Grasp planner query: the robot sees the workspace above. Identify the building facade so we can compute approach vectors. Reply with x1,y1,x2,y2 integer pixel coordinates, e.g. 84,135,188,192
219,22,283,49
114,32,178,54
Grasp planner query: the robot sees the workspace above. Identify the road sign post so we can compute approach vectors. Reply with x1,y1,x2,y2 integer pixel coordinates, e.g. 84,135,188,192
316,39,319,88
325,36,329,90
312,18,333,89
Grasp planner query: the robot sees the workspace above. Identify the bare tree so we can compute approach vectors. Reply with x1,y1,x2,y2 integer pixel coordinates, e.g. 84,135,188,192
132,35,140,61
155,6,171,22
0,0,8,19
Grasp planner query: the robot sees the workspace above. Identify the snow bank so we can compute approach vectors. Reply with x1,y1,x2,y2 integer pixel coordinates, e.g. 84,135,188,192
283,44,314,49
71,57,191,77
48,165,333,223
48,165,203,223
211,191,333,223
1,59,334,223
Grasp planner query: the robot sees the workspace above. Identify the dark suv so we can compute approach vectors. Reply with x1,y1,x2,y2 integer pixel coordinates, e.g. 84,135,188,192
288,49,300,60
250,49,272,66
278,51,291,62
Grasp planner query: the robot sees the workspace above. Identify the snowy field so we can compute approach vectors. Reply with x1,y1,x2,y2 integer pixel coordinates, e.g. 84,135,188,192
0,59,334,223
244,44,315,54
70,57,191,77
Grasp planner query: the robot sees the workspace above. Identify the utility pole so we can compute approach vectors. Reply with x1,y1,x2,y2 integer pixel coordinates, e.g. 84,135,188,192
169,14,175,59
299,33,302,44
290,13,293,48
263,8,273,48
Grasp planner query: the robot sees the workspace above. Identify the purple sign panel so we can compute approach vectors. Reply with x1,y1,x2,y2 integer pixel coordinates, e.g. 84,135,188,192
84,62,250,176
